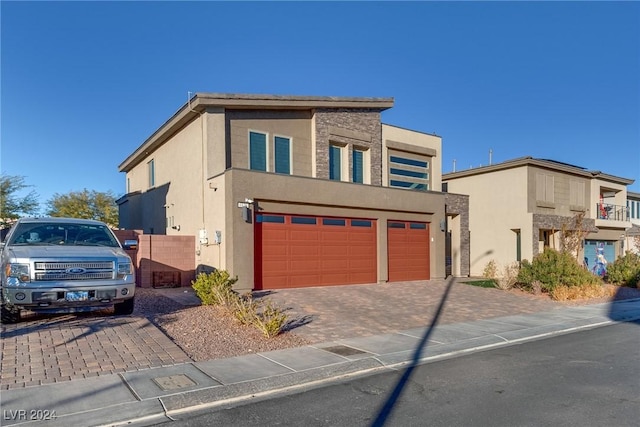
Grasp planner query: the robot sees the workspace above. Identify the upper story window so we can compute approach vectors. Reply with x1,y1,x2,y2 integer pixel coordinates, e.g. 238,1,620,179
536,173,555,205
569,180,585,209
147,159,155,188
329,144,343,181
389,154,429,191
249,131,267,171
274,136,291,174
352,148,370,184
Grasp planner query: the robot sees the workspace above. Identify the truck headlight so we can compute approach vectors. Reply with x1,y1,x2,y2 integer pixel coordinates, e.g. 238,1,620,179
117,262,132,278
5,263,30,283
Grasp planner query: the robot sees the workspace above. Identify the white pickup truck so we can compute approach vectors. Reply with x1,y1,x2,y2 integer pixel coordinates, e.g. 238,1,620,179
1,217,136,323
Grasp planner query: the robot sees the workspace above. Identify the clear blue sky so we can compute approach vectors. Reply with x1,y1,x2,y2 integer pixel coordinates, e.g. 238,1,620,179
2,1,639,212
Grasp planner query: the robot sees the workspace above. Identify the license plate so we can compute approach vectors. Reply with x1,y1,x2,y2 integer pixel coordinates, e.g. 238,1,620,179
66,291,89,302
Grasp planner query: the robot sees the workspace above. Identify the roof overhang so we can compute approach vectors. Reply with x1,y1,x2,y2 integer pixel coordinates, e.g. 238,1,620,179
119,93,394,172
442,156,635,186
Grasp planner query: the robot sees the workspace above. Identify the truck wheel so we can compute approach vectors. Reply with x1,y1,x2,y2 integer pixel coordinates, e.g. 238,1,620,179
114,297,135,315
1,304,21,324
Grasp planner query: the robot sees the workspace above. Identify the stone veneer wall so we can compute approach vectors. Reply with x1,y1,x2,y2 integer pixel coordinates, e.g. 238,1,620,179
314,108,383,186
445,193,470,277
531,213,597,257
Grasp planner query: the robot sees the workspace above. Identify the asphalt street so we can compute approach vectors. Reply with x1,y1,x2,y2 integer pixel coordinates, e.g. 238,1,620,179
166,321,640,427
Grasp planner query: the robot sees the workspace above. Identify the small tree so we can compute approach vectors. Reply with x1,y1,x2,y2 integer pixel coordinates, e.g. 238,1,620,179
0,174,40,229
46,189,119,228
560,211,590,260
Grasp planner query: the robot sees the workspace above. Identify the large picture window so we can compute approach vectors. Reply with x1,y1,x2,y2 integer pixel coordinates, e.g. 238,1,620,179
388,154,429,191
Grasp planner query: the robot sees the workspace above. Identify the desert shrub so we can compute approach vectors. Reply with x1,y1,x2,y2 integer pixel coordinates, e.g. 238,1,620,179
495,262,520,290
482,260,519,290
192,271,288,338
530,280,543,295
550,283,614,301
252,299,289,338
232,294,259,325
191,270,238,306
606,252,640,288
517,248,600,292
482,260,499,280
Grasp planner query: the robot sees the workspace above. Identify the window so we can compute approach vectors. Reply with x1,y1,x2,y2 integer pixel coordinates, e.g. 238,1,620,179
353,149,364,183
570,180,585,208
351,220,372,227
536,174,555,204
292,216,316,225
390,156,428,168
329,144,342,180
322,218,346,226
249,131,267,171
147,159,155,188
256,214,285,223
388,222,406,229
274,136,291,174
389,154,429,191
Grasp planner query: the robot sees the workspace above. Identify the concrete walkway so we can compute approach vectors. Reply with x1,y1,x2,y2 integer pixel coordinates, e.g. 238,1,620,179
1,290,639,426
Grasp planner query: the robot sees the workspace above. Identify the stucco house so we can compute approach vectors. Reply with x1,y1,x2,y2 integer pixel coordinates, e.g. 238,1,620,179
118,93,465,292
625,191,640,254
442,157,635,277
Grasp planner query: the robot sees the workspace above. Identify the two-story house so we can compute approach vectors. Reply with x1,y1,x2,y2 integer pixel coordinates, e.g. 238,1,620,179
625,191,640,254
118,93,459,292
442,157,634,277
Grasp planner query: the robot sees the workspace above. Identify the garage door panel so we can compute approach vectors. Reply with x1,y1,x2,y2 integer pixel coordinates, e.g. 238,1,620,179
290,244,321,257
256,214,377,289
388,221,430,282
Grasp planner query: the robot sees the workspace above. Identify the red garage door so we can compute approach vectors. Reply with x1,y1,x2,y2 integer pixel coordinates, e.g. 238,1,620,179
255,214,377,289
388,220,430,282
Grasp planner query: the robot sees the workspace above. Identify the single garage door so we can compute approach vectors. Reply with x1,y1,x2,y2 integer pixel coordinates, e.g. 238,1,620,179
255,214,377,289
387,220,430,282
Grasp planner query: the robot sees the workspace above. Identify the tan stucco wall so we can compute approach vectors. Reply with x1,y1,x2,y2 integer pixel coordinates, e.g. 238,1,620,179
124,117,206,236
225,168,446,291
227,110,313,177
527,166,590,216
445,167,531,276
382,124,442,192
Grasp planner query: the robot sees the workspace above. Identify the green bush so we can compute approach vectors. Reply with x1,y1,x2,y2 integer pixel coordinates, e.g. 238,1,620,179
253,299,289,338
606,252,640,287
517,248,600,292
192,270,288,338
191,270,238,306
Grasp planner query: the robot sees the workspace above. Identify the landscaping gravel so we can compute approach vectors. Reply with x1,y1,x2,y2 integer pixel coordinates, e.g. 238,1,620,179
133,288,311,362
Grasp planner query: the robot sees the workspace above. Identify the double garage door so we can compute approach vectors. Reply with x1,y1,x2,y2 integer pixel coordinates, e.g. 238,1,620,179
255,214,430,289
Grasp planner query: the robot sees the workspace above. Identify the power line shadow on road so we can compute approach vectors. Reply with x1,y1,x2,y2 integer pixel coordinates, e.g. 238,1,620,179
370,276,455,427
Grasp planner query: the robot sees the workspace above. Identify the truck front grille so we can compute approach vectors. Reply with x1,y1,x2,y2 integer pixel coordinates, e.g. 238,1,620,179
33,261,115,281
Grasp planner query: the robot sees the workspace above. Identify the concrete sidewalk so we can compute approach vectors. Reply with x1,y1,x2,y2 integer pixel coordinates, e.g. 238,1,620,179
2,298,639,427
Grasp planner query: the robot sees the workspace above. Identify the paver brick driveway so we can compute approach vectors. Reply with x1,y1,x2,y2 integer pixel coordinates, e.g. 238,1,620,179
0,311,191,390
260,278,567,343
2,277,621,390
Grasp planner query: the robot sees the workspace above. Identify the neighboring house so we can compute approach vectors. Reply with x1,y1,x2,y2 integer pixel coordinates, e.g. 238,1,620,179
442,157,634,277
625,191,640,254
118,93,462,292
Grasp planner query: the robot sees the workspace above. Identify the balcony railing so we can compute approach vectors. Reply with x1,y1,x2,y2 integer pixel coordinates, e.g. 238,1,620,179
596,203,629,221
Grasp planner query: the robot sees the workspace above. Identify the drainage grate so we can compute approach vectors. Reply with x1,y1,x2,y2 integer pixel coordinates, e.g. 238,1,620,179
152,374,197,391
322,345,368,356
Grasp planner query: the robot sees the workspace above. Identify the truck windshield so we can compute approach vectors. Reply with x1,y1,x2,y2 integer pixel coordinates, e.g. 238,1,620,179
8,222,121,247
